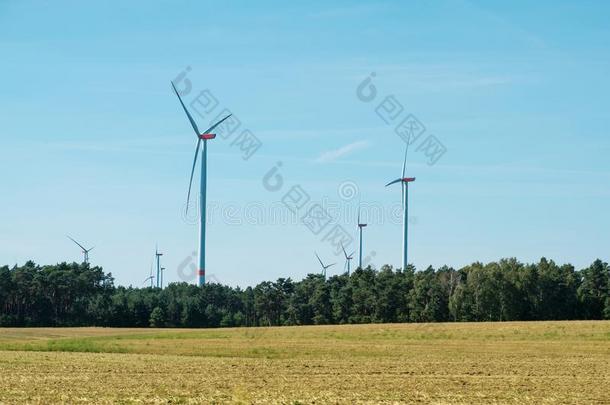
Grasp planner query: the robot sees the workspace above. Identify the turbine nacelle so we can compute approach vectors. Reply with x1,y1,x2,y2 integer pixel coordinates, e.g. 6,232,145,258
198,133,217,140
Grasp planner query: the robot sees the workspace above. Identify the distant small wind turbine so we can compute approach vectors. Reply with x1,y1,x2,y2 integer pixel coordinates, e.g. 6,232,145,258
315,252,335,279
155,245,163,288
341,243,355,274
385,146,415,270
142,258,155,287
66,235,94,264
171,81,232,287
357,207,367,269
143,274,155,287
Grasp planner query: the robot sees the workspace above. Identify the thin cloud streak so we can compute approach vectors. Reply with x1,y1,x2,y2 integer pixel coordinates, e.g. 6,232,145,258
316,140,370,163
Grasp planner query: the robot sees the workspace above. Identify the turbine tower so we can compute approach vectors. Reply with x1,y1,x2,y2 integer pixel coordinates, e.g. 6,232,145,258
66,235,94,264
315,252,335,279
357,208,367,269
155,245,163,288
341,243,355,274
385,146,415,270
171,82,232,287
160,267,166,289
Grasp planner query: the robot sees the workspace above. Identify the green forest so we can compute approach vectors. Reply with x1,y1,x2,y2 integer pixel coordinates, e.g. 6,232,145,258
1,258,609,327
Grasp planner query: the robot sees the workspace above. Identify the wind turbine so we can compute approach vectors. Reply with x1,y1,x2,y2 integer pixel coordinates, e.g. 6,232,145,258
160,267,166,289
341,243,355,274
315,252,335,279
385,146,415,270
143,274,155,287
171,81,232,287
155,245,163,288
143,259,155,287
357,208,367,269
66,235,94,264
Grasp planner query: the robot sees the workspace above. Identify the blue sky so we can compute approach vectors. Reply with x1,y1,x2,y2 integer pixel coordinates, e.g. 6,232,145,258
1,0,609,287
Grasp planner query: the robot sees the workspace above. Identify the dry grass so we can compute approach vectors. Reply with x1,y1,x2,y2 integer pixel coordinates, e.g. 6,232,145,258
0,321,609,403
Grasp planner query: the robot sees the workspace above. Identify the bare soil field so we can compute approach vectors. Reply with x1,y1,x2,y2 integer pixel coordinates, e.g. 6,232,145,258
0,321,609,403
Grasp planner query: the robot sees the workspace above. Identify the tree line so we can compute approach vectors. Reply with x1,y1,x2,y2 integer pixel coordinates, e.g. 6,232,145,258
0,258,609,327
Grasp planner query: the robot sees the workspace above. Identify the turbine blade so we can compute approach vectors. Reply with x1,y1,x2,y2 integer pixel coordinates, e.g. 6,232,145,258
402,144,408,179
401,145,409,206
385,178,402,187
315,252,325,269
202,114,232,135
87,246,95,253
328,263,336,268
67,235,87,251
341,243,348,259
357,206,361,225
186,139,202,212
171,81,200,136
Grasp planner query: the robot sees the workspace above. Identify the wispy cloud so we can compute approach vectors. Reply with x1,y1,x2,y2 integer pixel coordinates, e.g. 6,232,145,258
308,3,393,19
316,140,370,163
